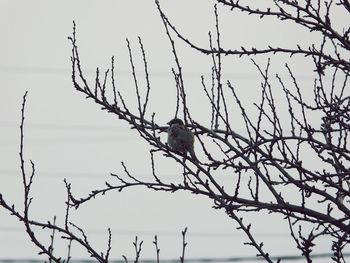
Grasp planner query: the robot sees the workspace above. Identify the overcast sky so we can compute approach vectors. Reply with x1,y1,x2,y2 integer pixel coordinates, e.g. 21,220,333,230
0,1,348,262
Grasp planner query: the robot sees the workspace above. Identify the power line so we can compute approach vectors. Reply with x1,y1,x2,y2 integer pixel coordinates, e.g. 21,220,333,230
0,120,255,135
0,121,139,146
0,65,317,80
0,169,245,183
0,135,137,147
0,253,349,262
0,169,108,179
0,225,290,238
0,120,128,132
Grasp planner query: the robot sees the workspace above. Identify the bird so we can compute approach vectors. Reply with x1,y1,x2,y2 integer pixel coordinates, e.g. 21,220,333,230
167,118,198,162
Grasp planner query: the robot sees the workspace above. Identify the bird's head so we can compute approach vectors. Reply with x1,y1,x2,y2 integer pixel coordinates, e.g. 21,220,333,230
167,118,184,126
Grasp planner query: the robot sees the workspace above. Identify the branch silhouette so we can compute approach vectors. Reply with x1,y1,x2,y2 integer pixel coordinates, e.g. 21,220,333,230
1,0,349,261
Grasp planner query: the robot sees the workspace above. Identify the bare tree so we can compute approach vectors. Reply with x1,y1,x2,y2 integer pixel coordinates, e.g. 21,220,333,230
1,0,349,262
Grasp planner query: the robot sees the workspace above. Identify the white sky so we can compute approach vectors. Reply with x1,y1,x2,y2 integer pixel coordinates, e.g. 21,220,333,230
0,0,348,262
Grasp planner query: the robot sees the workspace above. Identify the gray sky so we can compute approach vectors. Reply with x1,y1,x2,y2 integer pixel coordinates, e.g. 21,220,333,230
0,0,348,261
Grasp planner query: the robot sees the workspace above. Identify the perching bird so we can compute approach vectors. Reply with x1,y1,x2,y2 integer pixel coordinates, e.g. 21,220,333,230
167,118,198,162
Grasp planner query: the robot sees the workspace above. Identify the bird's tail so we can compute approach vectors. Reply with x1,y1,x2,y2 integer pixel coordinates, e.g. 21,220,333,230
189,148,199,163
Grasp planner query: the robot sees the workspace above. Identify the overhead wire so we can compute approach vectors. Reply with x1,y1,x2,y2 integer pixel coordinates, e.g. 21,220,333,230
0,65,317,80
